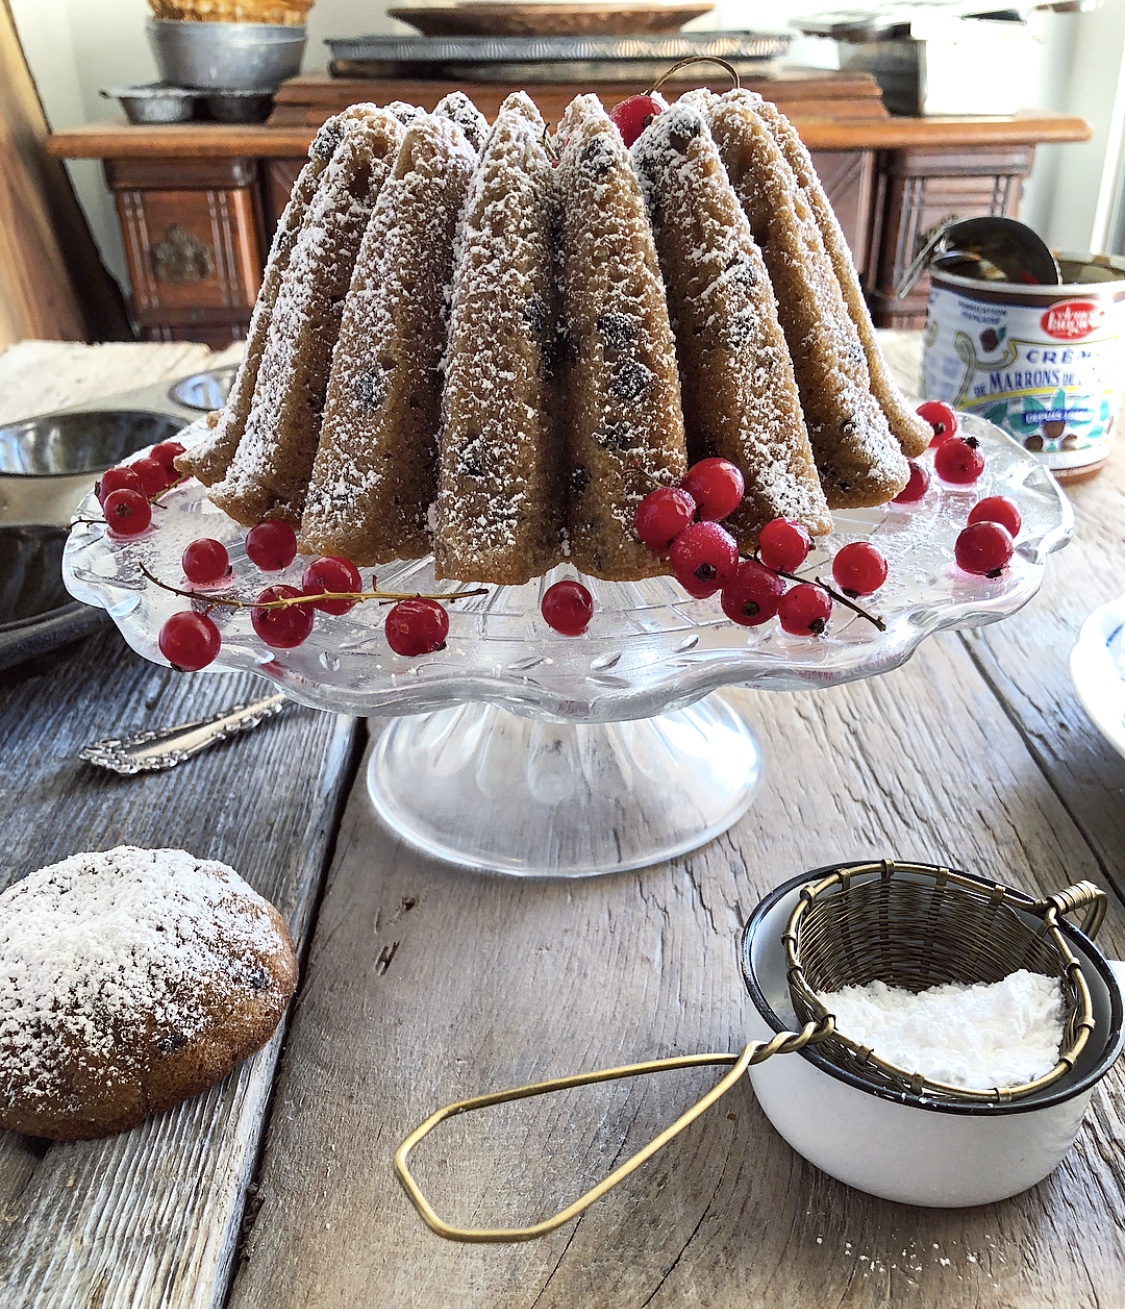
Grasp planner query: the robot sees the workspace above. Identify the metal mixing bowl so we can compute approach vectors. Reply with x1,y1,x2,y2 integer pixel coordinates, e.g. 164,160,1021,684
147,19,306,91
0,409,186,528
167,365,238,411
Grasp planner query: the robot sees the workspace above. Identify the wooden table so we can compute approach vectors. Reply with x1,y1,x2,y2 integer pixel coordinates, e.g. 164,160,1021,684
1,337,1123,1307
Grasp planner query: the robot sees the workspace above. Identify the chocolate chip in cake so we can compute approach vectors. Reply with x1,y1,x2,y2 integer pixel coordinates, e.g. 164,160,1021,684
312,118,344,162
594,422,638,452
725,312,755,350
522,298,549,337
580,137,615,179
610,360,653,403
597,312,635,351
354,367,387,411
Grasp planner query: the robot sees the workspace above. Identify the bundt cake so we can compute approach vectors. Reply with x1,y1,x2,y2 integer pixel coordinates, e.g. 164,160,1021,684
699,90,909,507
177,106,386,491
557,95,688,581
632,102,832,546
185,87,920,585
434,93,564,585
208,107,406,528
299,113,479,565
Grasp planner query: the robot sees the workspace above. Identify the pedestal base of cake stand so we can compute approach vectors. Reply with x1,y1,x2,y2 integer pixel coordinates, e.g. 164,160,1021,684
365,692,761,878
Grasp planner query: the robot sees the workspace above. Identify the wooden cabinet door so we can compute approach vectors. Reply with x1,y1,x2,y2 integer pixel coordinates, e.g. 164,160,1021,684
107,158,264,346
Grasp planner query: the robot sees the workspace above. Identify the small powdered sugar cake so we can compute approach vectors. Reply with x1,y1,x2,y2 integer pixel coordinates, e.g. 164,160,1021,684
557,95,688,580
299,114,479,565
632,104,831,548
0,847,297,1141
703,90,909,507
175,106,380,492
210,107,406,529
435,93,564,585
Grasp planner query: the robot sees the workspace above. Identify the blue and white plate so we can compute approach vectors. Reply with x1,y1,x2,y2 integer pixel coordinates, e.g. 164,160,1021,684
1071,593,1125,761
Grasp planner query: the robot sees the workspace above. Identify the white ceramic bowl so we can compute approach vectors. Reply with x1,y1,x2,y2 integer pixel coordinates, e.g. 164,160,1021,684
741,867,1125,1207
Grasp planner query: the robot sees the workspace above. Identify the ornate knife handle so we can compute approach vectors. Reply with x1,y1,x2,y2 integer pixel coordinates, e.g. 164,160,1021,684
79,693,289,775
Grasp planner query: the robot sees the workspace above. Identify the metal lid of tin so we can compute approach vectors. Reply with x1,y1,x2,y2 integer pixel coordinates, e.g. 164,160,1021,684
930,250,1125,301
897,216,1062,299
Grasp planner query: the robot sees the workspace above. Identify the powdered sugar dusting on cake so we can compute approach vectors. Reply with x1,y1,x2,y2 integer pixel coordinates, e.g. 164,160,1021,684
209,110,405,528
739,90,931,458
434,90,489,152
556,96,687,580
299,114,478,565
0,847,287,1108
632,103,830,543
705,91,908,507
175,108,388,489
435,105,563,583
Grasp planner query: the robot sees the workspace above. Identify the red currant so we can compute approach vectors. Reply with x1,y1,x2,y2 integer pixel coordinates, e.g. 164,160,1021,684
669,521,739,598
158,610,221,671
385,598,449,656
131,455,171,497
246,520,298,571
968,495,1022,539
541,580,594,636
608,93,663,148
682,458,745,522
182,538,231,586
758,518,812,573
934,435,985,485
635,486,696,552
103,488,152,537
954,521,1014,577
95,465,144,505
720,560,784,627
917,400,959,447
778,583,832,636
251,585,314,649
150,440,186,480
301,556,363,615
832,541,888,597
893,459,930,504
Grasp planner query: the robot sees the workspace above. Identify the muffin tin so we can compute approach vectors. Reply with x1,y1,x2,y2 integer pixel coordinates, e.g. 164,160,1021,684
102,84,274,124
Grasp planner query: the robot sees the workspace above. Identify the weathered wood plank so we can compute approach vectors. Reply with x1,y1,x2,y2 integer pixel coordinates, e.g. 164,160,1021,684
229,628,1125,1309
0,633,358,1308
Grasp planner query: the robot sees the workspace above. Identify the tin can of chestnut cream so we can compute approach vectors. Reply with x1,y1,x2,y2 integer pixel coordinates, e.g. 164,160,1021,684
923,253,1125,481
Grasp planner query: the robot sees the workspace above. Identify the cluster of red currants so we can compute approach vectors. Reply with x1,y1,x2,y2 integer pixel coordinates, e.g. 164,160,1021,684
95,440,187,534
910,402,1020,577
158,519,450,672
632,457,888,637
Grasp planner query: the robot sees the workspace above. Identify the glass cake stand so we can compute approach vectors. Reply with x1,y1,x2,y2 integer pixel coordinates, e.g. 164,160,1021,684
63,417,1071,877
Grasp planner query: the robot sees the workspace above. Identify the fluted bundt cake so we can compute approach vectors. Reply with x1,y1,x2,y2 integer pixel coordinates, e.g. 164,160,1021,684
177,88,913,583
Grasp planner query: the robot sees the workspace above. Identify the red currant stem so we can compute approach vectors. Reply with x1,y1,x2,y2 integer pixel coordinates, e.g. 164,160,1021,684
649,57,741,95
810,575,885,631
148,475,190,505
743,552,886,632
138,563,487,610
542,129,559,161
628,462,675,490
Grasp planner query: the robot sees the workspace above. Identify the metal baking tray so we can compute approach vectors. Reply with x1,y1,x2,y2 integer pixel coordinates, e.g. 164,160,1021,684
330,55,783,81
326,30,789,65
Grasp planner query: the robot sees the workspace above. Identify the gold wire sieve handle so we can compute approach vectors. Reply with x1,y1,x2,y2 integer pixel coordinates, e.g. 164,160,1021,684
395,1020,831,1243
1034,881,1107,939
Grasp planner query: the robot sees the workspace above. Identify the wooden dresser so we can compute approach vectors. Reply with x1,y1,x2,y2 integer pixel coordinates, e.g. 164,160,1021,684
46,70,1090,346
